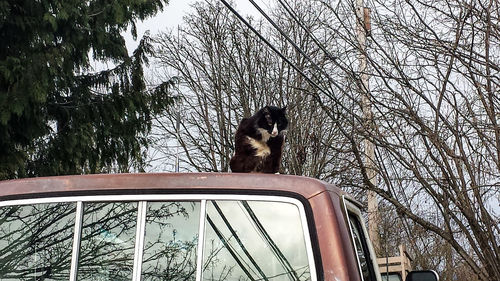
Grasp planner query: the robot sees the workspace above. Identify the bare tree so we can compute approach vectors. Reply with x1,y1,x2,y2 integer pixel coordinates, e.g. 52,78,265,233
150,1,272,172
148,0,498,280
149,0,351,182
317,0,500,279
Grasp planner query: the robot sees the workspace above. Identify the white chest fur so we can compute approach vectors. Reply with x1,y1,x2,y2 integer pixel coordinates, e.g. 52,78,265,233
246,136,271,157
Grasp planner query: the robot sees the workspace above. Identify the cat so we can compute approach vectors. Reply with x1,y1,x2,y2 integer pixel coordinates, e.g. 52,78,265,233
230,106,288,173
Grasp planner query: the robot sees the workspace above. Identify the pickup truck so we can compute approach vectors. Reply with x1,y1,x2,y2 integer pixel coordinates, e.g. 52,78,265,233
0,173,438,281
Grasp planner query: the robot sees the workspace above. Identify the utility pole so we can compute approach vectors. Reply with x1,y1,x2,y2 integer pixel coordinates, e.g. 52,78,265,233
355,0,380,254
175,100,180,173
175,25,181,173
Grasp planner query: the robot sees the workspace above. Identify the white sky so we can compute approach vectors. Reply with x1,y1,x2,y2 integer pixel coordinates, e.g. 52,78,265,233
124,0,263,54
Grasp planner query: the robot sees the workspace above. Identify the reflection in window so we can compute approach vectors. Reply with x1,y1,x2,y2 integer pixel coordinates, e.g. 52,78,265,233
203,200,310,281
141,202,200,281
78,202,137,281
381,273,403,281
348,213,375,281
0,203,76,280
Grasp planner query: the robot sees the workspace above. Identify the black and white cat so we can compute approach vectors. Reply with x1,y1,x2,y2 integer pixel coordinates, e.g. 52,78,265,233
230,106,288,173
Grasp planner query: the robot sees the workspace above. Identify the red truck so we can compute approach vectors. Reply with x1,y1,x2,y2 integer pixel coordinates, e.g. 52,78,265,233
0,173,438,281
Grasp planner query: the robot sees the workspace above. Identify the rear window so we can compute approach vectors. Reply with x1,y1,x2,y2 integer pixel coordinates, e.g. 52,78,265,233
0,196,315,281
0,203,76,280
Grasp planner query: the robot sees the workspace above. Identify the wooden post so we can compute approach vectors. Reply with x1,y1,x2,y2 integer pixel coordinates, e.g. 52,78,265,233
356,1,380,254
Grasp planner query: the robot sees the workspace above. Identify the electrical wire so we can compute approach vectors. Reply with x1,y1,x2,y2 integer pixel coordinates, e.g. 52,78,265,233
219,0,365,126
248,0,373,119
276,0,337,62
275,0,365,103
206,214,257,281
241,201,300,281
218,0,328,105
248,0,346,95
211,201,269,281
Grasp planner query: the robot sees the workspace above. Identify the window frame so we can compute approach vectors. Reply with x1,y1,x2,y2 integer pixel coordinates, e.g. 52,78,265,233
0,194,317,281
342,196,381,281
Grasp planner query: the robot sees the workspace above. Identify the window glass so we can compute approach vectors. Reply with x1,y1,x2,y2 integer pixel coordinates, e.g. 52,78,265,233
348,213,376,281
141,201,201,281
203,200,310,281
0,203,76,280
78,202,137,281
381,273,402,281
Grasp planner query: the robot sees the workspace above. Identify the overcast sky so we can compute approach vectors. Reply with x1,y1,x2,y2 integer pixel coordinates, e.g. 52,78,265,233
124,0,263,54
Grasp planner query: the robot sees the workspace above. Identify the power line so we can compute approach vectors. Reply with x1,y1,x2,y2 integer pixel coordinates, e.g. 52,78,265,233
276,0,338,63
275,0,367,111
241,201,300,281
248,0,346,95
219,0,365,126
248,0,370,116
211,201,269,281
206,214,257,281
218,0,328,105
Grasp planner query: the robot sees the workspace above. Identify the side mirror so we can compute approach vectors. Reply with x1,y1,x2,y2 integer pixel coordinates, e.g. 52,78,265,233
405,270,439,281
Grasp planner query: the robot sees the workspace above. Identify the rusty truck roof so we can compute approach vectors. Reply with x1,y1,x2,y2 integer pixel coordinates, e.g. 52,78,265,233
0,173,365,281
0,173,348,201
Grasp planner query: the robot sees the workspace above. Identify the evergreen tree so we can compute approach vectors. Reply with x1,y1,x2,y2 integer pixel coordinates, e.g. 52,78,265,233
0,0,173,179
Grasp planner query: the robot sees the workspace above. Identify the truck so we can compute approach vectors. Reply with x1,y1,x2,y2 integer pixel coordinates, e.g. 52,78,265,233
0,173,438,281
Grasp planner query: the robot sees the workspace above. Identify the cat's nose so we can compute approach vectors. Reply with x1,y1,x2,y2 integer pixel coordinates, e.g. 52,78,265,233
271,123,278,136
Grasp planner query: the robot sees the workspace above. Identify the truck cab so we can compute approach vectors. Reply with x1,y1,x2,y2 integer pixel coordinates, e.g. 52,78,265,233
0,173,437,281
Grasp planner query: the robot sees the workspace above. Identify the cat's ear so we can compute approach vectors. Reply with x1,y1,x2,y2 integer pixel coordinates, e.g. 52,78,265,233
263,106,270,114
281,106,287,113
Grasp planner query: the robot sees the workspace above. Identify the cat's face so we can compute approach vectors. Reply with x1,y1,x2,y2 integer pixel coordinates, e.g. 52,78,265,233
257,106,288,138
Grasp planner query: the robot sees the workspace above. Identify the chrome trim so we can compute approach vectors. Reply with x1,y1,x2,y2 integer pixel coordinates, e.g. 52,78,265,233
342,195,382,281
132,201,147,281
69,201,83,281
1,194,317,281
2,194,303,206
195,200,207,281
